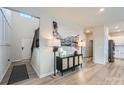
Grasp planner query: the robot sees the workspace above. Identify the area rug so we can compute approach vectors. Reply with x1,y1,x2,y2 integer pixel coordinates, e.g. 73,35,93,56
7,64,29,84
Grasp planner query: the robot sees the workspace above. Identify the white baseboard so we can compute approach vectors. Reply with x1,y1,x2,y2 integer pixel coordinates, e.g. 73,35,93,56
12,59,22,62
39,71,54,78
31,62,54,79
12,59,30,63
115,58,124,60
0,62,11,83
30,62,40,78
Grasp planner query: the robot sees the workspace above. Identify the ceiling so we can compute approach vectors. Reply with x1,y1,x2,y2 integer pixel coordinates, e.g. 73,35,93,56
41,7,124,27
7,7,124,31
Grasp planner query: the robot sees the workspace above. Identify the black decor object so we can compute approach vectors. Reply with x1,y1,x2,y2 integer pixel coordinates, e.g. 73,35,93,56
74,51,78,56
7,64,29,84
53,21,61,39
53,21,58,29
31,28,39,58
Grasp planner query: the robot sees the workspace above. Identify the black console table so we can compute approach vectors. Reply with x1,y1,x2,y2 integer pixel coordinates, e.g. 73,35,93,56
56,54,82,76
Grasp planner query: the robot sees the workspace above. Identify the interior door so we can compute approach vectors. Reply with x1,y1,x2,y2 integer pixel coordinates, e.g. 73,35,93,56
89,40,93,57
21,38,32,60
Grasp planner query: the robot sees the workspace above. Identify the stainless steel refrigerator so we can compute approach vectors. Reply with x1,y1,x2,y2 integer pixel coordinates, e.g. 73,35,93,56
108,40,115,62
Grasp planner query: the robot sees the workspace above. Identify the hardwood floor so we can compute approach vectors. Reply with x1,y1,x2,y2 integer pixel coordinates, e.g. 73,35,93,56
1,59,124,85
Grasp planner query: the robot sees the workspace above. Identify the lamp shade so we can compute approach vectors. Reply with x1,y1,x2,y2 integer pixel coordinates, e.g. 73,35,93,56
78,41,86,47
48,38,61,47
82,41,86,47
53,38,61,47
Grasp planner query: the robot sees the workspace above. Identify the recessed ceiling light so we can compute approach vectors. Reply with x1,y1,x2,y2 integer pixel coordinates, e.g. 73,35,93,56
99,8,105,12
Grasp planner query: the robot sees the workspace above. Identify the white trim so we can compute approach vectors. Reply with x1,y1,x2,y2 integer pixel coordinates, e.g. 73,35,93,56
12,59,30,63
12,59,31,62
31,62,40,78
115,57,124,60
0,62,11,82
12,59,22,62
39,71,54,78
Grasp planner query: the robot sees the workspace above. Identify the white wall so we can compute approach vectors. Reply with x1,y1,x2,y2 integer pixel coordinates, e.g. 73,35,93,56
0,46,11,82
11,11,39,62
31,48,40,77
0,8,12,82
93,26,109,64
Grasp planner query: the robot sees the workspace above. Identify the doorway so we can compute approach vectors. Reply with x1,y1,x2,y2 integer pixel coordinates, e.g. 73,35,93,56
21,38,32,60
89,40,93,57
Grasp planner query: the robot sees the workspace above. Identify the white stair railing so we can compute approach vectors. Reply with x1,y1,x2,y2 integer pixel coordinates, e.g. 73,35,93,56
0,8,12,46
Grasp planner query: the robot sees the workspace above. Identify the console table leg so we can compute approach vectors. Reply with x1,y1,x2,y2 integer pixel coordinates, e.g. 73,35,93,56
81,63,82,68
61,72,63,76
